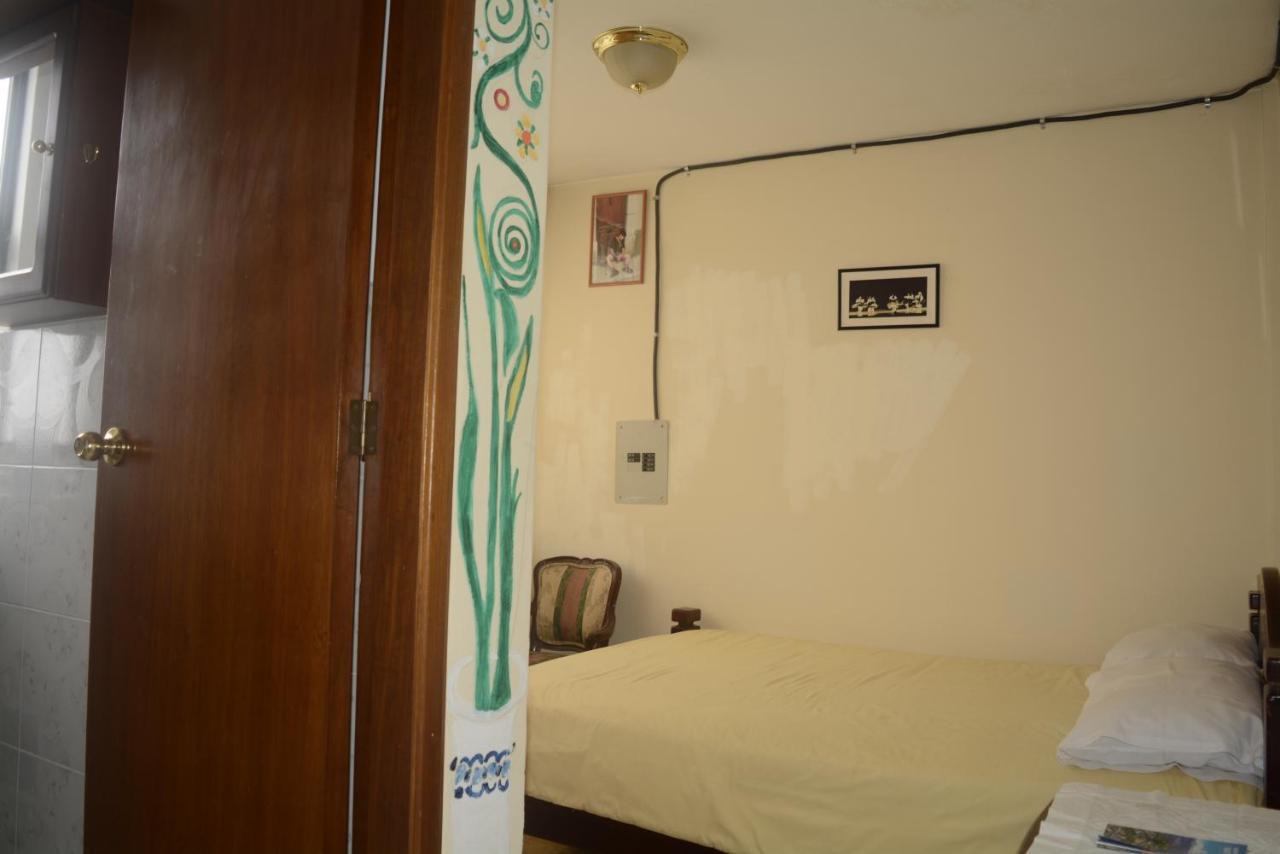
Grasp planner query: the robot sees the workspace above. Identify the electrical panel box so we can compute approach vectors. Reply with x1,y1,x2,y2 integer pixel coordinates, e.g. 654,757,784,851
616,420,669,505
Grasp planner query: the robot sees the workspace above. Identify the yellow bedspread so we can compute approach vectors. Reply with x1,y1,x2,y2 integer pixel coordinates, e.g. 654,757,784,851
526,630,1259,853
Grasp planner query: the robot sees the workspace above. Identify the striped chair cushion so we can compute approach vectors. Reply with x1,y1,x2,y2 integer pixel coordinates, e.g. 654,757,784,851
534,562,615,649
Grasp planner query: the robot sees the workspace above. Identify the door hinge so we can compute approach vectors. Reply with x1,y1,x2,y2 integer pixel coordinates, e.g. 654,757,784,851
348,399,379,458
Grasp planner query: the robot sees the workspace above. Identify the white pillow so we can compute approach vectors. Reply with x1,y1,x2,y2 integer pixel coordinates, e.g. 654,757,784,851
1102,624,1257,670
1057,658,1264,786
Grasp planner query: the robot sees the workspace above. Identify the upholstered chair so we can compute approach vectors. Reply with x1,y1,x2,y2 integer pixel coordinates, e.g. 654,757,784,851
529,556,622,664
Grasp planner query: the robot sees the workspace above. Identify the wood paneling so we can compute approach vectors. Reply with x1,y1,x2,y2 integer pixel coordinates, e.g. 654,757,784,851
350,0,474,850
84,0,384,849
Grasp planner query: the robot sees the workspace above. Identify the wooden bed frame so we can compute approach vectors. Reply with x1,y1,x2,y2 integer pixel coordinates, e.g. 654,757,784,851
1251,566,1280,808
525,570,1280,851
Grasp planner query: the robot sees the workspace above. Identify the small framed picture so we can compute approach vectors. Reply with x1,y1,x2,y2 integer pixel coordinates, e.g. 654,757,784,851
589,190,647,286
837,264,940,330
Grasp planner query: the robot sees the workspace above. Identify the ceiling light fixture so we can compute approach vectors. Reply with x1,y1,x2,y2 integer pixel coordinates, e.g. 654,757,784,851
592,26,688,95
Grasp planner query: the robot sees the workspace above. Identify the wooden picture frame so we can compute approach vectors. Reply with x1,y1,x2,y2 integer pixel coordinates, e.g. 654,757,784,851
589,189,646,286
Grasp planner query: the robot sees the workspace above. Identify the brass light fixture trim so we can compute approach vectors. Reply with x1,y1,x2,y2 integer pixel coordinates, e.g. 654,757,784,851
592,26,688,59
592,26,689,94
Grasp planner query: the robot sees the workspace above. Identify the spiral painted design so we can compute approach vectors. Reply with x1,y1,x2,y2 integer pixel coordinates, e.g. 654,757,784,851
485,0,524,44
489,196,538,294
449,745,515,800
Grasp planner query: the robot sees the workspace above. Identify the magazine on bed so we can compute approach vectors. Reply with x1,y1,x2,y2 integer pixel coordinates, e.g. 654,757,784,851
1096,824,1247,854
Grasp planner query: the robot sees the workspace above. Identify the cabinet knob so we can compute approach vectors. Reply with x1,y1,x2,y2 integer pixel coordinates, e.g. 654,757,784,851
82,143,101,164
30,139,54,156
74,428,136,466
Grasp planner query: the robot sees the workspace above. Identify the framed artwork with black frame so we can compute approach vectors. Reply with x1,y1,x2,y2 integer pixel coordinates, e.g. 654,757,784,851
837,264,940,330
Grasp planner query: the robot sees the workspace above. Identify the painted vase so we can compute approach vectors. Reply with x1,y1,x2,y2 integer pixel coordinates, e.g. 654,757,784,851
447,655,527,853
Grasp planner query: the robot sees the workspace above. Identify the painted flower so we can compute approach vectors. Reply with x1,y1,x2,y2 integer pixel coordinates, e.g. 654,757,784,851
473,28,489,65
515,114,539,160
534,0,553,17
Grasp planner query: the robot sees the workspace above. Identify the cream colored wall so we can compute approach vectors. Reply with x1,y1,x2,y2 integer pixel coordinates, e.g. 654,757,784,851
534,90,1276,665
1266,86,1280,564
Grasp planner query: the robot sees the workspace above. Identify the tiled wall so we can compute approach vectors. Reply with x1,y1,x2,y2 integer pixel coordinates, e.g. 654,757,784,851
0,317,105,854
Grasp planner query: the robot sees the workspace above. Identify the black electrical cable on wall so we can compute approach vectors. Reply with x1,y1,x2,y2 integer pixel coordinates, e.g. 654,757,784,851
648,25,1280,422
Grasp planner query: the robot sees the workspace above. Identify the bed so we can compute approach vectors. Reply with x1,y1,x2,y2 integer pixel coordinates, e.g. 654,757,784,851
524,569,1279,853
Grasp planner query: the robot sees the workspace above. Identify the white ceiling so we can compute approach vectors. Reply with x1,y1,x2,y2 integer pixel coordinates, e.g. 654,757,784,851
547,0,1278,185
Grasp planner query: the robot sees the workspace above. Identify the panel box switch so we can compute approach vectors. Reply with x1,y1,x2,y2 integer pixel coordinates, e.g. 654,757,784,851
616,420,668,504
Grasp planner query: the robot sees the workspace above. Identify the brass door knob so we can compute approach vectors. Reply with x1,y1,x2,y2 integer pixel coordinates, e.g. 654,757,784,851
74,427,135,466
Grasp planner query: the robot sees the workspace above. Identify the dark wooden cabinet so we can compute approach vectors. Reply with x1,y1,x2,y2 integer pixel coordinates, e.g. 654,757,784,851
0,0,128,327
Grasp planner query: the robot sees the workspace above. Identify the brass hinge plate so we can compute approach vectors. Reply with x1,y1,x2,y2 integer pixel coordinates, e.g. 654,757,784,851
348,399,379,458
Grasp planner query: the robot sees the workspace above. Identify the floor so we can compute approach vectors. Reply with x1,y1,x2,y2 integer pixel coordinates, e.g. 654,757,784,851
523,835,592,853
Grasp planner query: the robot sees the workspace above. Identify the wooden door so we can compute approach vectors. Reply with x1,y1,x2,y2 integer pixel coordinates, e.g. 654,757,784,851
84,0,384,850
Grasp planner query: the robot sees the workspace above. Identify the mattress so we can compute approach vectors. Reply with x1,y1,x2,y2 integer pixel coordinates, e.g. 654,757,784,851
525,630,1259,854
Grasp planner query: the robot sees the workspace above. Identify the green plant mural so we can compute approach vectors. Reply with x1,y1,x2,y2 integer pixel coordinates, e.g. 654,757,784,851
456,0,550,713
